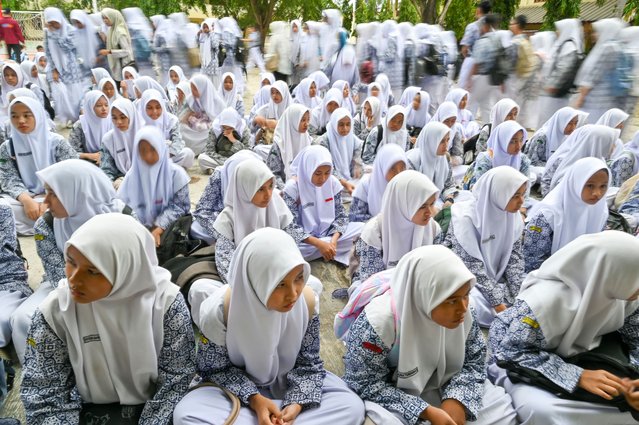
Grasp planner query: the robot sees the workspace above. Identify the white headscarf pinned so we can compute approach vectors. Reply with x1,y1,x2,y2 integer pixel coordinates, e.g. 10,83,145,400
104,98,142,173
406,90,431,129
398,86,421,108
293,77,321,109
219,150,261,200
314,88,342,130
8,97,57,194
538,107,589,159
361,170,440,267
533,157,609,254
70,9,100,69
365,144,407,216
332,80,356,115
212,107,246,139
452,166,527,281
80,90,112,153
118,126,190,227
1,63,24,98
326,108,356,180
36,159,126,251
20,61,39,86
365,245,476,395
139,89,178,139
39,213,180,404
380,105,407,148
518,231,639,357
188,74,226,121
266,80,292,120
98,77,120,104
361,96,382,129
213,159,293,244
487,120,527,170
575,19,625,87
489,98,519,126
414,122,452,190
43,8,75,72
219,72,239,109
166,65,186,103
273,104,311,180
288,146,342,236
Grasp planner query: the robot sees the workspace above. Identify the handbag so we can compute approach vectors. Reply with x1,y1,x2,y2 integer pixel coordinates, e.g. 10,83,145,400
501,332,639,419
187,382,240,425
265,52,279,72
188,47,201,68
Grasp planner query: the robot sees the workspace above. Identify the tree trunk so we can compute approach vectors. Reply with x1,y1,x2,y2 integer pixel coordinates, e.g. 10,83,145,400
438,0,455,24
420,0,438,23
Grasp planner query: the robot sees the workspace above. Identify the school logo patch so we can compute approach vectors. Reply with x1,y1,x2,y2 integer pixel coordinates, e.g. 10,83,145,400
528,226,542,233
362,341,382,353
521,317,540,329
83,334,101,344
397,367,419,379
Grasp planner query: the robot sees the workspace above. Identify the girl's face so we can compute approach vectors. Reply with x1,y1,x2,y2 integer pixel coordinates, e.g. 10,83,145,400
337,116,351,136
298,111,310,133
102,81,115,99
93,96,109,118
363,102,372,119
459,95,468,110
385,160,406,182
43,183,68,219
342,85,349,99
436,133,450,156
111,108,130,131
371,86,380,97
65,245,113,304
202,24,210,34
138,140,160,165
72,19,85,29
311,165,332,187
271,88,283,104
3,67,18,87
431,282,471,329
388,113,404,132
251,178,275,208
309,82,317,98
616,122,625,130
442,116,456,128
261,78,270,87
564,116,579,135
505,107,518,121
30,66,38,78
266,264,305,312
224,76,234,92
145,100,163,121
124,72,135,80
292,23,299,33
190,83,200,98
411,193,437,226
170,70,180,84
504,182,527,213
326,101,339,115
38,57,47,68
10,103,36,134
581,169,609,205
506,130,524,155
412,94,421,111
46,21,62,31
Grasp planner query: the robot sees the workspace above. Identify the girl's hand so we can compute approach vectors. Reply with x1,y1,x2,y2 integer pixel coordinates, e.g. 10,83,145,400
250,394,282,425
578,369,625,400
151,227,164,248
280,403,302,425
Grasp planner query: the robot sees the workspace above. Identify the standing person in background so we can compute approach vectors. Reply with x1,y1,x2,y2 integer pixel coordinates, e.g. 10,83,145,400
468,14,502,123
459,1,492,113
243,26,266,73
69,10,101,81
267,21,291,83
99,8,134,90
508,15,538,130
0,9,25,63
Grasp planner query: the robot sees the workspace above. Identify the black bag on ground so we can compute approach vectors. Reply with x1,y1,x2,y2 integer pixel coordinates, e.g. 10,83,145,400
607,209,634,234
500,332,639,419
79,403,144,424
162,244,219,303
156,214,204,266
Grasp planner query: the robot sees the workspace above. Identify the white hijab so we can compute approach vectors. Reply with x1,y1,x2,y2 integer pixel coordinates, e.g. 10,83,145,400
266,80,292,120
361,170,440,267
98,77,120,104
624,131,639,175
547,124,619,190
1,63,24,101
70,9,100,69
121,65,139,81
166,65,186,103
309,70,330,92
43,8,75,73
532,157,609,254
549,19,583,64
518,231,639,358
406,90,431,129
537,107,588,159
489,98,519,126
19,61,39,86
219,72,240,109
375,74,392,113
219,150,262,200
79,90,112,153
39,213,180,404
288,145,342,236
213,159,293,245
211,107,246,139
314,88,342,130
365,245,476,395
104,98,142,174
596,108,629,129
575,18,625,87
8,97,57,195
380,105,408,148
363,143,407,216
139,89,179,139
188,74,226,121
360,96,382,129
214,228,311,397
273,104,311,181
332,80,356,116
293,78,321,109
414,122,452,190
487,121,527,170
36,159,126,251
118,126,190,227
398,86,421,108
326,108,356,180
91,68,110,89
452,167,527,282
199,19,216,67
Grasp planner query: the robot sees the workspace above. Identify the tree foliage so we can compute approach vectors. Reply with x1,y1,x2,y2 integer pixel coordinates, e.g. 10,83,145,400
398,0,421,24
442,0,475,39
541,0,581,30
623,0,639,25
491,0,519,29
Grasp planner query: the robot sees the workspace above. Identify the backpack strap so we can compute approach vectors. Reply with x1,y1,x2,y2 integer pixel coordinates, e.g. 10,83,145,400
122,205,133,216
374,124,383,154
43,210,54,229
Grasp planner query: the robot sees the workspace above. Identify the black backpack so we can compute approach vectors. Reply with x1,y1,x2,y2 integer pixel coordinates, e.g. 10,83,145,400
549,39,585,98
489,35,512,86
415,42,446,79
162,244,219,303
156,214,205,266
361,124,384,158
